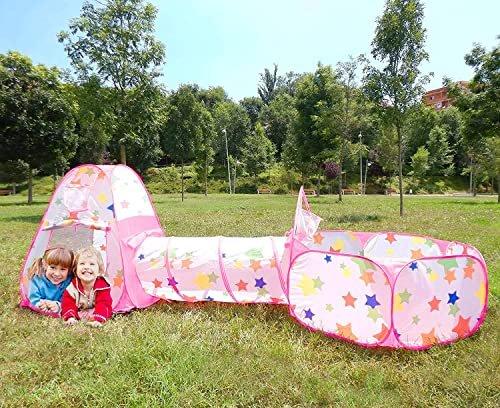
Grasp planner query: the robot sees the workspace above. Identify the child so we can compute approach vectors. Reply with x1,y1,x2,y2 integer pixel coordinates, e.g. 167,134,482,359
28,246,74,314
61,246,112,327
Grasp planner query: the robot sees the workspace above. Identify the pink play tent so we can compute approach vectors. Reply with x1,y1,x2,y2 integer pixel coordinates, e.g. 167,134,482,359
19,164,163,314
20,164,488,349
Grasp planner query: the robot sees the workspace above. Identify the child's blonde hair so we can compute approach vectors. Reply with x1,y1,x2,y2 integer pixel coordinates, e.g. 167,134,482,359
74,246,105,276
28,246,74,279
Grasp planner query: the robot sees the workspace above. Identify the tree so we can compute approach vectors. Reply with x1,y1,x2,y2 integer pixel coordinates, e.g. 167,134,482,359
258,64,280,105
447,39,499,200
258,93,297,156
292,64,340,186
193,108,217,196
410,146,429,179
239,97,263,127
240,123,276,176
65,76,113,164
332,56,366,201
58,0,165,165
161,85,205,201
0,160,29,194
427,126,454,176
364,0,430,216
0,52,77,204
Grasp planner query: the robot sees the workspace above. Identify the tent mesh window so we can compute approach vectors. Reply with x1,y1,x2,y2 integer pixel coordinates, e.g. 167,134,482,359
48,226,94,251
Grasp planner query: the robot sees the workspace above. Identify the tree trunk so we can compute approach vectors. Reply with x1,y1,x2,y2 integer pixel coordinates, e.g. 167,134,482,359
472,165,477,197
181,159,184,202
120,144,127,165
338,163,343,202
316,172,321,197
497,174,499,203
28,166,33,205
204,153,208,197
396,125,404,217
364,158,369,194
11,183,16,195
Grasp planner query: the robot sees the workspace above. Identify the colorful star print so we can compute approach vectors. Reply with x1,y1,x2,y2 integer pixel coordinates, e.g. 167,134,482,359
233,260,244,269
152,278,162,288
121,200,129,208
113,276,123,287
325,304,334,312
409,262,418,271
421,328,438,346
385,233,397,244
324,255,332,263
167,277,178,286
448,304,460,317
474,282,486,305
463,262,475,279
208,272,219,283
138,254,145,260
444,269,456,284
298,275,317,296
304,308,315,320
312,277,324,289
411,249,424,259
367,308,382,322
181,259,192,269
236,280,248,291
399,289,412,304
313,232,324,245
360,270,375,285
428,296,441,311
343,292,357,307
255,277,266,288
250,260,262,272
452,315,471,338
365,294,380,308
412,315,420,325
374,324,389,342
438,258,459,270
447,291,459,305
336,323,358,341
193,273,211,290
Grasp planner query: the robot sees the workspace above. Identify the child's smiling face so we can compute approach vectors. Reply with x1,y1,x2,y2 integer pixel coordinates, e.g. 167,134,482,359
76,254,100,285
45,263,69,285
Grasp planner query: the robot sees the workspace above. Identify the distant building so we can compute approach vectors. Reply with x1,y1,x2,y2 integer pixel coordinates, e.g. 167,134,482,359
423,81,468,110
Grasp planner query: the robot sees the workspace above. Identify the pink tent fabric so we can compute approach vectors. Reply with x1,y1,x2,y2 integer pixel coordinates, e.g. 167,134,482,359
20,165,488,349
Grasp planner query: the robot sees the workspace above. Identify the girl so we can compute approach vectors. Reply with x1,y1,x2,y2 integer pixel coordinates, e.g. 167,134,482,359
61,246,112,327
28,246,74,314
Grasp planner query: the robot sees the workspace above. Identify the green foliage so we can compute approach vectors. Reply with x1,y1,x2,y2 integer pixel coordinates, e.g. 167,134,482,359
58,0,166,164
410,146,429,178
239,96,263,127
257,63,280,105
364,0,430,215
0,51,77,203
258,93,297,155
427,126,454,176
240,123,276,176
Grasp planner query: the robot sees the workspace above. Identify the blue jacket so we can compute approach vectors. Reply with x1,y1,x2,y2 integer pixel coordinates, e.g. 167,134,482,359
29,275,72,312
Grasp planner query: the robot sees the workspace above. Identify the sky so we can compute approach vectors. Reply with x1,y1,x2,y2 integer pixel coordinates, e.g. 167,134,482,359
0,0,498,101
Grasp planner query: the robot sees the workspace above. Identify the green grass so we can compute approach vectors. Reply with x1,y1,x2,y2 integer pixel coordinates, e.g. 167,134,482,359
1,194,499,407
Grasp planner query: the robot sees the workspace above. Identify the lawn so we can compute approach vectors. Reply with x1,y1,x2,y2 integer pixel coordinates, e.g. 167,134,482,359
0,193,498,407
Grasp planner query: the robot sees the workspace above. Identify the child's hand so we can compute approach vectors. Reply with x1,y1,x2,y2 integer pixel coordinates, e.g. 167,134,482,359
37,300,49,311
86,320,103,328
65,317,78,326
45,301,59,313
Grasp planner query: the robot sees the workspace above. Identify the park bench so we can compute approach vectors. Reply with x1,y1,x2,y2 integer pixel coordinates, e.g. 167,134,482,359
257,188,272,194
0,189,12,196
385,188,398,195
303,189,317,196
342,188,356,195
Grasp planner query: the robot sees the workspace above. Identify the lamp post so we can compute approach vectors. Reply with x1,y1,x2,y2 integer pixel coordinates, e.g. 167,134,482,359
358,133,363,195
223,128,232,194
233,160,241,193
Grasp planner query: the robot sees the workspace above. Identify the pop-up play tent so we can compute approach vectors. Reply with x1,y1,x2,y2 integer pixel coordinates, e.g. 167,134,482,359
20,164,488,350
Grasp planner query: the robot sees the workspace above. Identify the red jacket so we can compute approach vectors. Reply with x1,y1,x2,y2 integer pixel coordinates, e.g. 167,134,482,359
61,277,112,323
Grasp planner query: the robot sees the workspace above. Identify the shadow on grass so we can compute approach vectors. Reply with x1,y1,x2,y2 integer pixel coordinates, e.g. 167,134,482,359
337,214,382,223
1,215,42,223
0,200,47,207
448,200,499,206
